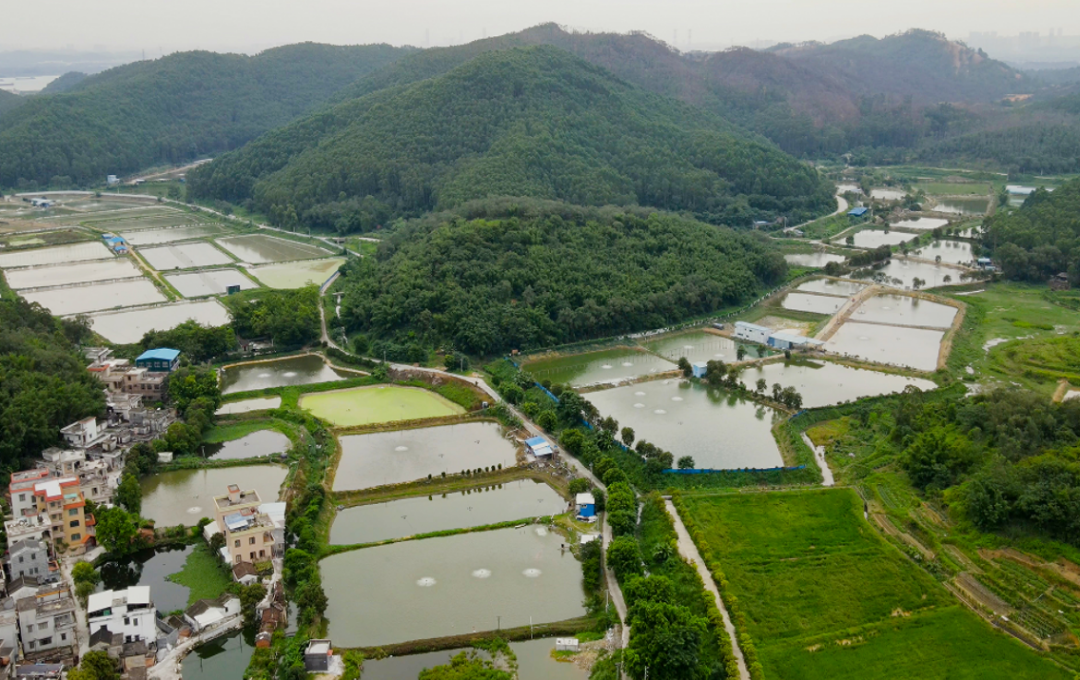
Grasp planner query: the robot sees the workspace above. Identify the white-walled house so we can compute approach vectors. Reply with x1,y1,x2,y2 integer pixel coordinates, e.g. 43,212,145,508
87,586,157,645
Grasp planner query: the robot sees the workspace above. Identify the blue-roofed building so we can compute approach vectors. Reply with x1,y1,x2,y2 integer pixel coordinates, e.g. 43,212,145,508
135,348,181,373
525,436,554,458
848,207,869,217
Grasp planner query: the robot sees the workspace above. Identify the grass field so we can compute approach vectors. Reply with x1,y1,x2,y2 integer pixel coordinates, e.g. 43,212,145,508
681,489,1068,679
167,542,233,606
299,385,465,427
203,419,281,444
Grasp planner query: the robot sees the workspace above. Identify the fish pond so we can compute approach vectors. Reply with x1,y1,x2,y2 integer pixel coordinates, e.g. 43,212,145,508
523,348,675,387
783,253,846,268
249,258,345,289
825,322,944,372
360,639,587,680
852,294,958,329
333,421,516,491
585,380,784,469
215,396,282,415
870,188,906,200
746,360,936,408
215,234,330,263
139,242,233,270
181,631,254,680
120,224,226,245
99,545,195,614
643,331,756,364
221,355,351,394
301,385,464,428
0,241,112,268
780,292,845,315
3,258,141,289
322,525,586,647
795,278,865,297
890,217,950,231
165,269,257,297
855,259,965,290
204,429,291,461
934,197,989,215
330,479,564,545
913,240,974,266
23,278,165,315
849,229,915,249
140,465,287,525
88,300,231,344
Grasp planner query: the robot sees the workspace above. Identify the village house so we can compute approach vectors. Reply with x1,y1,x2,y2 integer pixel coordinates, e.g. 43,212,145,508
16,584,76,659
8,471,51,520
87,587,157,645
222,508,276,565
183,595,240,633
29,478,92,554
6,540,53,585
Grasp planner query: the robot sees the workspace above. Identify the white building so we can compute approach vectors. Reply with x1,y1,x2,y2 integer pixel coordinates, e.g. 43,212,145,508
183,595,240,633
16,584,76,656
87,586,157,645
734,321,771,345
59,417,105,449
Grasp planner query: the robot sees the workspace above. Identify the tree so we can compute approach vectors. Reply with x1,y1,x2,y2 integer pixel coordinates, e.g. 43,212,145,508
568,478,591,495
846,234,855,246
755,378,767,395
943,274,952,284
736,346,747,362
418,652,511,680
95,507,137,556
536,410,557,431
624,600,708,680
167,366,221,411
606,536,643,581
501,383,524,405
912,277,925,290
114,474,142,516
677,456,695,469
73,561,101,605
621,427,635,448
67,651,119,680
772,383,783,401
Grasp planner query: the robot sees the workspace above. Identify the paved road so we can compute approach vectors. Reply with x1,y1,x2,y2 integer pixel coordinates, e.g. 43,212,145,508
664,500,750,680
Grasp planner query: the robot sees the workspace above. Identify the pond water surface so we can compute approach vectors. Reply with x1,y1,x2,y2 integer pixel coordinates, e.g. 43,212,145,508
746,361,936,408
524,348,675,387
322,526,586,647
120,225,225,245
0,241,112,268
215,396,283,415
140,465,287,525
331,479,565,545
870,188,906,200
4,258,141,289
854,259,965,289
824,322,944,372
913,240,974,266
181,631,254,680
215,234,330,263
88,300,231,344
139,242,233,270
643,331,743,364
359,639,588,680
852,294,957,329
23,278,165,315
795,278,865,297
585,380,784,469
99,545,193,614
850,230,915,249
166,269,257,297
784,253,846,268
780,292,845,315
249,258,345,289
934,197,989,215
203,429,291,461
221,355,350,394
334,422,517,491
890,217,950,231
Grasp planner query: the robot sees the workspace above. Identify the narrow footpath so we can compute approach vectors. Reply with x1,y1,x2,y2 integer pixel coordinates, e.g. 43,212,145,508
663,500,750,680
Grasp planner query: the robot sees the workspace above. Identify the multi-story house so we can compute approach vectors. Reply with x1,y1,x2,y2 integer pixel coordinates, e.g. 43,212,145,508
8,471,50,520
6,540,53,584
16,584,76,658
213,486,262,532
31,479,92,554
87,587,157,645
222,508,276,565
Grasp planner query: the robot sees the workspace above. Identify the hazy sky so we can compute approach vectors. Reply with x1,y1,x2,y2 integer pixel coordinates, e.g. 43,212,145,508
4,0,1079,53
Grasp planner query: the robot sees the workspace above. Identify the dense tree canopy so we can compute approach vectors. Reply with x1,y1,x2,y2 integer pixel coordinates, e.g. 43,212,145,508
190,46,835,231
224,287,321,348
0,43,411,188
337,200,787,355
0,296,103,465
982,179,1080,282
0,90,23,119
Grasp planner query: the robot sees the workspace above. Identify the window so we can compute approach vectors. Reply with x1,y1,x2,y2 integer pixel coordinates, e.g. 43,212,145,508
40,621,48,629
27,624,34,633
233,539,240,548
18,556,23,564
61,633,66,641
249,552,255,560
40,637,51,646
259,550,265,558
249,537,256,545
124,617,130,625
27,640,34,649
69,520,79,528
234,555,241,564
71,533,80,541
68,509,78,516
18,493,25,502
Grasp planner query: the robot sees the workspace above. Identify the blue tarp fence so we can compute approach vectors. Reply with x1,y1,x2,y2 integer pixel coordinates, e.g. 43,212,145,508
664,465,807,474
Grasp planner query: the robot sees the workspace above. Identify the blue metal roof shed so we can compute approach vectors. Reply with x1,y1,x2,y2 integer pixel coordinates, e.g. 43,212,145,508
848,207,869,217
136,348,181,373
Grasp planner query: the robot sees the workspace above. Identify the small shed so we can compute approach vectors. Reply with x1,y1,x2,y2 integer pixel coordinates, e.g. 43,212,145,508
305,639,332,673
848,207,869,218
232,562,259,585
157,451,173,464
525,436,554,458
691,362,708,379
556,638,580,652
135,348,180,373
575,492,596,518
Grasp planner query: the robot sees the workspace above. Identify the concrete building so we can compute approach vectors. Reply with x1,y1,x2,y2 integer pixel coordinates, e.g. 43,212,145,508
121,369,168,399
0,597,18,674
134,348,180,373
3,517,50,547
30,478,92,553
734,321,771,345
767,332,826,352
58,418,105,449
183,595,239,633
6,541,53,584
87,587,157,645
231,563,259,586
305,640,332,673
8,471,51,520
222,508,276,565
575,493,596,519
16,585,76,658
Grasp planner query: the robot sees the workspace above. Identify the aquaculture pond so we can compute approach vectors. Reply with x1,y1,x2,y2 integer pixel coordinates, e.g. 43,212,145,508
138,242,233,270
23,278,165,315
330,479,564,545
780,292,845,315
215,396,282,415
643,330,751,364
300,385,464,427
181,631,254,680
360,639,587,680
890,217,950,231
783,253,846,268
852,294,958,329
99,545,194,614
3,258,141,289
333,422,516,491
204,429,291,461
934,197,989,215
220,355,351,394
913,240,974,266
850,230,915,249
523,348,675,387
747,360,937,409
88,300,231,344
825,322,944,372
0,241,112,268
120,224,225,245
854,259,964,290
795,278,865,297
322,525,586,647
165,268,257,297
140,465,287,525
215,234,330,263
249,258,345,289
870,188,906,200
585,380,784,469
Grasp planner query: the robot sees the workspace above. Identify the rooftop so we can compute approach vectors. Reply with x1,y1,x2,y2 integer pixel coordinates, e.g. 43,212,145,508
214,488,262,510
136,348,180,362
87,586,151,616
735,321,772,333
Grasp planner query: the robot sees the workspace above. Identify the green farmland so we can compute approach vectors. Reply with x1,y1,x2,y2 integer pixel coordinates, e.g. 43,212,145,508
681,489,1069,680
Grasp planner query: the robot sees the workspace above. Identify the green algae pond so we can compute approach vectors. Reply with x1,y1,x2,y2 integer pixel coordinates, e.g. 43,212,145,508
321,525,586,647
523,348,675,387
330,479,565,545
300,385,464,427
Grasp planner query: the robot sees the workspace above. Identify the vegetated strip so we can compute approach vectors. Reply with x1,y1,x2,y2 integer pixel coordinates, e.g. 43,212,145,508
341,616,595,658
320,516,555,557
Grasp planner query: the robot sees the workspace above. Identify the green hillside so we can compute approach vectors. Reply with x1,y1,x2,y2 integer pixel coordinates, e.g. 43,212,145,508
39,71,87,94
190,46,834,230
335,198,787,356
983,179,1080,281
0,89,23,118
0,42,412,188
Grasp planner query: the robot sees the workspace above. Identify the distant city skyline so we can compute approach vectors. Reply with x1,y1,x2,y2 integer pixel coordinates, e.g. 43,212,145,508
2,0,1079,54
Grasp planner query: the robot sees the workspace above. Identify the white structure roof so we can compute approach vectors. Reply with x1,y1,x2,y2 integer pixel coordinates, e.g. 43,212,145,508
87,586,150,613
259,502,287,529
575,492,595,506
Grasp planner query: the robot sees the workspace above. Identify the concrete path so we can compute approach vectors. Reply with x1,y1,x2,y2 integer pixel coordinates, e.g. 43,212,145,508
601,520,631,651
663,500,750,680
801,432,835,486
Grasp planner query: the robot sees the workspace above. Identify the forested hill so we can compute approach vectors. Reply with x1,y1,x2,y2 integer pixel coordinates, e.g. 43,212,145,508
336,199,787,357
0,89,23,118
40,71,87,94
983,179,1080,282
770,30,1027,103
0,42,412,188
189,46,835,231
